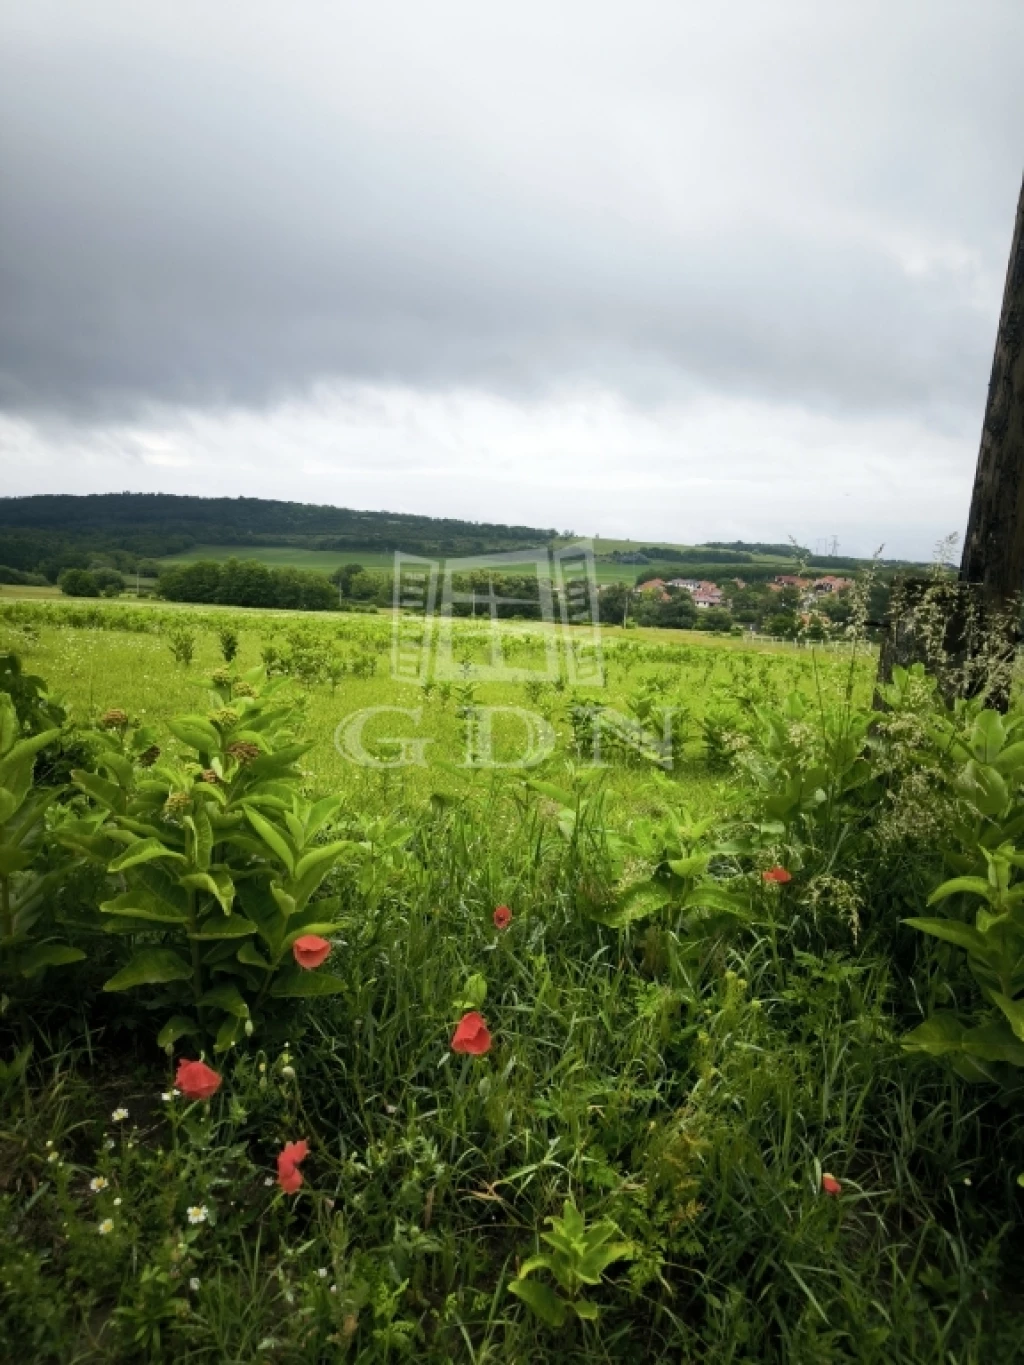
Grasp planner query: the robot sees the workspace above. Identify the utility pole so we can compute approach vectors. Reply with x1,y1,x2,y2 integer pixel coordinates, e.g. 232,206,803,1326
877,175,1024,706
959,174,1024,609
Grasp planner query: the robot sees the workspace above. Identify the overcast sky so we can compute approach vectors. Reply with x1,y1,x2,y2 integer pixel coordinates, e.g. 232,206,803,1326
1,2,1021,557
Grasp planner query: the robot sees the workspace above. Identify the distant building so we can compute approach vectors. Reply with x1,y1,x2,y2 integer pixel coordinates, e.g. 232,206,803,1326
692,582,724,610
812,576,855,594
774,574,811,589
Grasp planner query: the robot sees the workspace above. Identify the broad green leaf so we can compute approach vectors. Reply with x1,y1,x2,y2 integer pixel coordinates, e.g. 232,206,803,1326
305,794,344,838
237,940,271,969
268,969,346,998
970,709,1006,763
246,744,311,779
667,854,710,880
572,1300,600,1322
167,715,221,753
199,983,250,1017
994,740,1024,774
0,697,16,757
72,770,126,813
104,949,192,992
460,972,487,1009
215,1014,244,1052
270,883,297,918
682,882,749,917
508,1278,566,1328
990,992,1024,1042
18,943,86,977
902,1014,1024,1065
294,840,354,885
186,800,214,871
926,877,992,906
180,868,235,914
577,1241,634,1284
100,890,188,924
592,879,672,928
109,838,186,873
0,787,18,823
0,728,61,785
244,805,295,874
189,914,258,940
903,917,988,955
156,1015,200,1049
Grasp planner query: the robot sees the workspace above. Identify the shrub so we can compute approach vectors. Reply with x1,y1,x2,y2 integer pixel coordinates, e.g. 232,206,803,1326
58,569,100,598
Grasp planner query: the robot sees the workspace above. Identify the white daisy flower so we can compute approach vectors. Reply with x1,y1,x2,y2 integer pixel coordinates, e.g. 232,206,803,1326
186,1205,208,1225
89,1176,109,1194
98,1218,114,1236
189,1277,201,1291
111,1108,129,1123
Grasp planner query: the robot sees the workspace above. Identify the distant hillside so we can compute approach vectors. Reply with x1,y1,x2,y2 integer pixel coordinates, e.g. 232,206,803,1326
0,492,560,580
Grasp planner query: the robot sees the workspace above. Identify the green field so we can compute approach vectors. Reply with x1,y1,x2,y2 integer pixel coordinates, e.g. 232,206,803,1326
158,541,804,585
1,596,1022,1361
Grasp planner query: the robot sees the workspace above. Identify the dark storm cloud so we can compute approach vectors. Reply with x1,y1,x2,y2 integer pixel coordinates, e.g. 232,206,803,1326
0,0,1021,424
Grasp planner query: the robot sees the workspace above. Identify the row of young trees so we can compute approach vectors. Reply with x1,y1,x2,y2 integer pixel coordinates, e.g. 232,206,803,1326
156,559,339,611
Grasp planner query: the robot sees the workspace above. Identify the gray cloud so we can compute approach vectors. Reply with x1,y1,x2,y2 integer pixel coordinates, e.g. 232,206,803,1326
1,0,1021,425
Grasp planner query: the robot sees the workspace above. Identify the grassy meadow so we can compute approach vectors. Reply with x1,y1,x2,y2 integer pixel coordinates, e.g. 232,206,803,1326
2,595,1024,1362
155,540,814,586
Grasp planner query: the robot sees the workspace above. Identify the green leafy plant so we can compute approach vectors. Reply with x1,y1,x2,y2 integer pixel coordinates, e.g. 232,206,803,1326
0,694,84,979
62,669,355,1049
903,842,1024,1083
167,626,196,669
599,802,748,932
509,1198,633,1327
217,626,239,664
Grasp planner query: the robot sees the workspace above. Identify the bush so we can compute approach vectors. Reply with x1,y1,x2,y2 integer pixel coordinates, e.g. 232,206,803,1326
58,569,100,598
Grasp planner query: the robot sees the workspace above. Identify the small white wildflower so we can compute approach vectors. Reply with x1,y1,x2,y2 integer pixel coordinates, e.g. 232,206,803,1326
318,1268,329,1279
104,1138,115,1151
98,1218,114,1236
160,1090,178,1103
963,1176,972,1186
113,1197,122,1207
329,1284,337,1294
89,1176,109,1194
186,1205,208,1226
47,1151,60,1164
111,1108,129,1123
264,1177,274,1187
189,1277,201,1292
45,1139,54,1148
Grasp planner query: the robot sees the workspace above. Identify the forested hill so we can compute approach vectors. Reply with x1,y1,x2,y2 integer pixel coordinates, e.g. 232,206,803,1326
0,492,560,577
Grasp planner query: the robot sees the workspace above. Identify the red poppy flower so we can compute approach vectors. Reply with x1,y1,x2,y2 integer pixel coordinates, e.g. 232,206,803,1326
762,866,793,884
175,1059,222,1102
493,905,512,930
277,1139,309,1194
451,1011,491,1056
292,935,331,970
821,1172,842,1197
